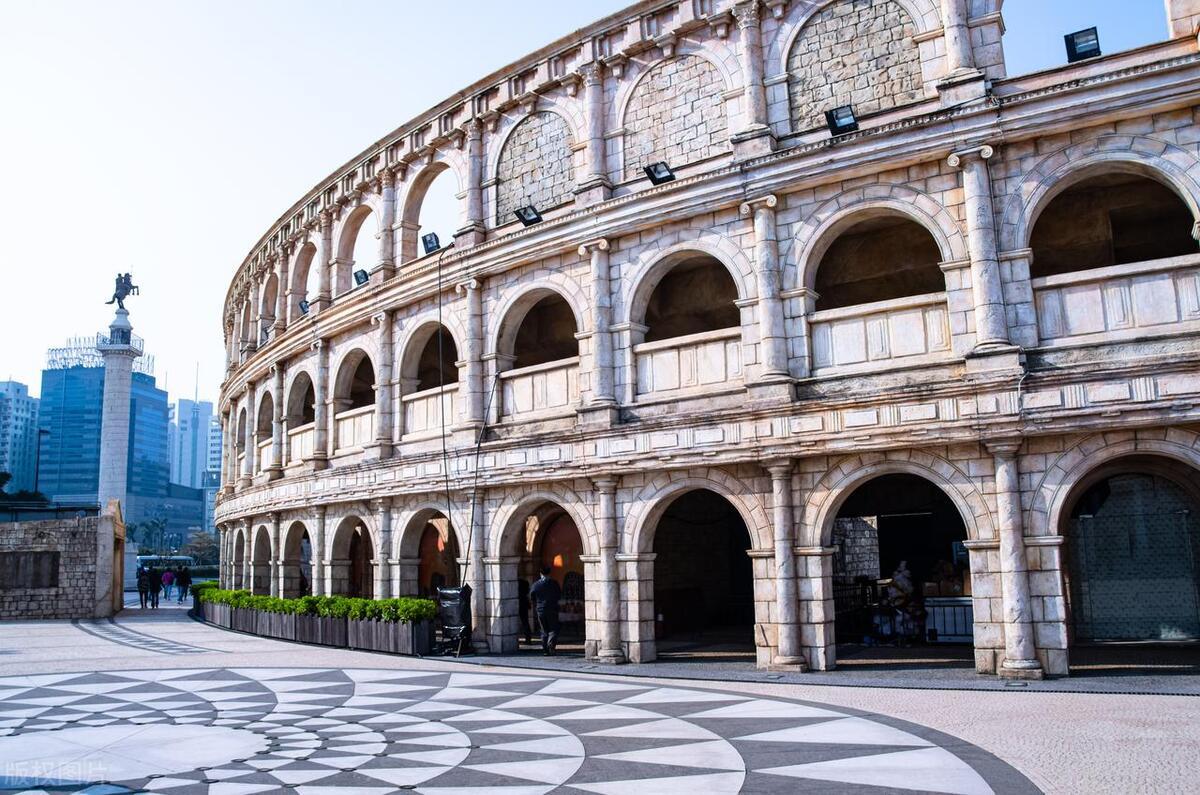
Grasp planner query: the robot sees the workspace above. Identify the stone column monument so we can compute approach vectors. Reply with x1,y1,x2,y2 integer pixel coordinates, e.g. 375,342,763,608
97,273,143,513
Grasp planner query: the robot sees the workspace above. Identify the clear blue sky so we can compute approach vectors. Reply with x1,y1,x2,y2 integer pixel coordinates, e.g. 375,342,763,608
0,0,1169,403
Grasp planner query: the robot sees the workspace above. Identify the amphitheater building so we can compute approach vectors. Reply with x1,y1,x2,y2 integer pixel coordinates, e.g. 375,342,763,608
216,0,1200,677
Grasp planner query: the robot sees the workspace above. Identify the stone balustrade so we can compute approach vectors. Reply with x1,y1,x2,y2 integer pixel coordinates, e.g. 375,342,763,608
809,292,952,374
499,358,580,420
401,384,457,438
333,406,375,452
634,327,742,399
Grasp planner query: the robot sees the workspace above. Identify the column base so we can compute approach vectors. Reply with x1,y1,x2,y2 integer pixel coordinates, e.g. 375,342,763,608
365,440,394,460
936,69,987,105
597,648,627,665
731,125,776,159
237,476,252,489
999,658,1045,680
308,454,329,472
264,466,283,482
767,655,809,672
577,401,619,428
746,379,794,403
454,223,486,248
964,344,1023,374
573,177,612,207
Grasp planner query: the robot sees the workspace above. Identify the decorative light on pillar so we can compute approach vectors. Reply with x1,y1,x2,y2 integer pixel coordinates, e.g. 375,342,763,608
422,232,441,255
353,269,370,287
514,205,543,227
642,161,676,186
824,105,858,136
298,299,311,315
1065,27,1101,63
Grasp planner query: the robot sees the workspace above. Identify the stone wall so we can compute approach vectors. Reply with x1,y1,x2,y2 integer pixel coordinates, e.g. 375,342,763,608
623,54,728,181
495,111,575,225
0,516,115,620
787,0,925,130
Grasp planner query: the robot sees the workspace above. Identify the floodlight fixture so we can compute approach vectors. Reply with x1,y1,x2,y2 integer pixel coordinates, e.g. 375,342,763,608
299,300,311,315
643,161,676,185
1065,27,1101,63
422,232,441,255
825,105,858,136
353,269,370,286
514,205,543,227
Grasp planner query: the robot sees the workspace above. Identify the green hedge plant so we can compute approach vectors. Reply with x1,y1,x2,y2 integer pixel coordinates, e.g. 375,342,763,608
195,587,436,624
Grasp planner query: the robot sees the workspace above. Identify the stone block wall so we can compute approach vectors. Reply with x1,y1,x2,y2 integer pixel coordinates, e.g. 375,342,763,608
1166,0,1200,38
622,54,729,181
495,111,575,224
0,517,109,620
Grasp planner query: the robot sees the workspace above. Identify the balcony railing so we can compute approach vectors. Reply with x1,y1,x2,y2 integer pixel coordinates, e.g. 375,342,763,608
287,422,315,464
634,327,742,398
334,405,375,451
809,292,952,373
499,357,579,420
402,384,457,437
1033,253,1200,345
255,437,273,472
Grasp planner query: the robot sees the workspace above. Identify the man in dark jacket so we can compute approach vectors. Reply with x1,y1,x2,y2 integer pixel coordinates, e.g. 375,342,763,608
528,566,562,655
136,566,151,608
176,566,191,603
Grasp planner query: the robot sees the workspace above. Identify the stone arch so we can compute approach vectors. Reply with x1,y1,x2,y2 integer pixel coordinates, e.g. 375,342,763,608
1030,430,1200,539
397,317,466,388
331,348,376,409
290,241,319,318
281,519,313,598
332,202,381,295
783,0,927,132
255,390,274,439
327,513,377,598
767,0,939,77
489,484,597,560
395,503,467,560
618,52,731,181
284,368,316,426
235,406,248,454
398,159,466,262
789,186,967,294
800,450,997,548
494,110,576,225
619,231,756,327
239,300,253,353
250,523,272,595
260,272,278,329
999,136,1200,253
488,281,586,360
624,469,772,555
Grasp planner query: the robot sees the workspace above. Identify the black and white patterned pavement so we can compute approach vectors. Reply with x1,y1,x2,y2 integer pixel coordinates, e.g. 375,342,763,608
0,666,1035,793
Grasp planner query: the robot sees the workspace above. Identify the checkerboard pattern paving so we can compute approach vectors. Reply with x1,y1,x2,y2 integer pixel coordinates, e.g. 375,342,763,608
0,667,1032,793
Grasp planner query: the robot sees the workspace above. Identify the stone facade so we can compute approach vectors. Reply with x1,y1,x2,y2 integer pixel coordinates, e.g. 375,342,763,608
495,111,575,224
216,0,1200,678
786,0,925,130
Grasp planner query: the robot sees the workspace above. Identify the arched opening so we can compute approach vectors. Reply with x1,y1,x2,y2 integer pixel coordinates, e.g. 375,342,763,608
284,372,316,465
814,216,944,311
335,205,379,297
502,501,587,656
260,273,278,343
511,293,578,368
235,407,247,478
400,165,461,263
417,514,460,596
251,525,271,596
643,256,739,342
1061,455,1200,675
232,528,246,589
281,521,313,598
290,242,320,320
1030,173,1196,279
329,516,374,598
400,325,459,437
255,392,273,473
831,474,972,670
239,301,253,360
497,291,580,419
332,351,375,452
652,489,755,660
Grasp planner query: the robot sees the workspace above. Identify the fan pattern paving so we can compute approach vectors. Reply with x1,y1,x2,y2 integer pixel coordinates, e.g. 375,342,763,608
0,667,1032,794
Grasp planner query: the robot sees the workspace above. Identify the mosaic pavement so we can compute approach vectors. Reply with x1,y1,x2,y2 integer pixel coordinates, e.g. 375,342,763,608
0,666,1035,794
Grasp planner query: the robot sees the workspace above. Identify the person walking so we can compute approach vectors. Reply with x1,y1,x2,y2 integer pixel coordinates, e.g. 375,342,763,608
176,566,191,603
528,566,562,656
517,578,533,645
161,568,175,601
136,565,151,609
148,567,161,608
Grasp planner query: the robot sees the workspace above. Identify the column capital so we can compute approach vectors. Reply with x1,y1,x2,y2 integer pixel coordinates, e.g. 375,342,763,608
455,277,480,293
947,144,995,168
763,458,794,478
380,169,395,189
986,439,1023,457
268,511,280,524
577,60,604,85
733,0,762,29
592,476,618,493
578,238,610,256
739,193,778,216
318,209,333,230
370,496,393,512
371,310,392,326
310,337,327,353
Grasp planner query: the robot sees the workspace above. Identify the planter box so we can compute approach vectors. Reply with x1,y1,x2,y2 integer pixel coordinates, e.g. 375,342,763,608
295,614,348,647
255,611,296,640
347,619,434,655
191,595,206,621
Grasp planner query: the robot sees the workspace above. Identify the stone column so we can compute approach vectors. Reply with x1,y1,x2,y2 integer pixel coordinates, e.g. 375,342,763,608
372,311,394,457
312,506,327,597
220,412,235,495
241,520,253,592
269,513,282,598
311,340,330,469
457,279,485,430
456,120,486,247
378,171,397,280
274,246,290,332
948,146,1010,350
467,490,487,648
217,526,227,588
989,441,1044,679
249,280,262,347
767,460,805,667
267,365,284,480
941,0,976,74
574,61,611,204
374,498,393,599
731,1,774,155
240,383,256,486
97,308,142,514
740,195,790,382
314,210,333,311
580,239,617,414
593,477,625,663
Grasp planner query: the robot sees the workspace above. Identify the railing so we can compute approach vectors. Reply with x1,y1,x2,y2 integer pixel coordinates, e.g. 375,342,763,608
256,437,273,472
1033,254,1200,345
499,357,579,419
809,292,952,373
334,406,375,451
634,327,742,398
287,422,315,463
402,384,457,437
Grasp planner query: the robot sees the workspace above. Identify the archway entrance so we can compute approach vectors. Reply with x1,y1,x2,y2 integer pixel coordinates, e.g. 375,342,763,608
831,474,972,670
505,502,586,656
1062,457,1200,676
281,521,312,598
417,514,460,596
330,517,374,598
251,526,271,595
231,529,246,590
652,489,755,661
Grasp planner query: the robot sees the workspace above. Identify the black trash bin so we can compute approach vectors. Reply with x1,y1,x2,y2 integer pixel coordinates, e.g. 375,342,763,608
436,584,473,656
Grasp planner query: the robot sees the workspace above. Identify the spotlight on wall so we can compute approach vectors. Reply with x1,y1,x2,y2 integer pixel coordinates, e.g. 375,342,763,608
825,105,859,136
643,161,676,186
514,205,543,227
298,300,311,316
1064,27,1101,63
422,232,441,255
353,269,370,286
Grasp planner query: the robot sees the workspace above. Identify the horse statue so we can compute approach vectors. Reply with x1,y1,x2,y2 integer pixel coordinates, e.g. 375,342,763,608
105,273,140,310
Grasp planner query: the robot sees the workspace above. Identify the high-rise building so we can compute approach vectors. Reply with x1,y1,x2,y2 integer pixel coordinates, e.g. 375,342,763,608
169,398,213,489
0,381,40,493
